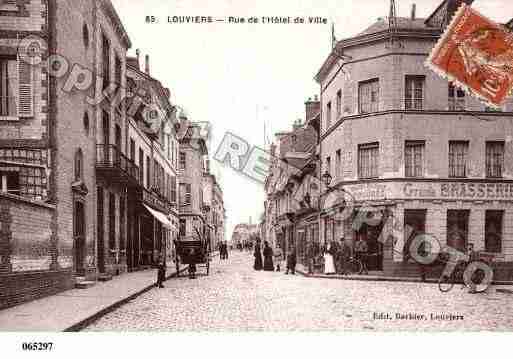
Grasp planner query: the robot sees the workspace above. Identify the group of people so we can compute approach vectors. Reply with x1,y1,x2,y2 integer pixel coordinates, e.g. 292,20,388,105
315,237,369,275
253,241,297,274
219,241,229,260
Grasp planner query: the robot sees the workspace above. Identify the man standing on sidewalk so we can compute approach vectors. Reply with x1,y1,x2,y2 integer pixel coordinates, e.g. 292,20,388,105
156,255,166,288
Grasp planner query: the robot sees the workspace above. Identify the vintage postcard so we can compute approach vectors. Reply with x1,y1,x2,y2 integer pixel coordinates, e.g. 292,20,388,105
1,0,513,354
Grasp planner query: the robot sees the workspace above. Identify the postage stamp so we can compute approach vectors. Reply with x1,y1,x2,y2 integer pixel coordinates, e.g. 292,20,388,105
426,3,513,108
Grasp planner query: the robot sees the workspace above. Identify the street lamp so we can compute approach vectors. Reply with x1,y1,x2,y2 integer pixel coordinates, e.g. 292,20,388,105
322,171,332,188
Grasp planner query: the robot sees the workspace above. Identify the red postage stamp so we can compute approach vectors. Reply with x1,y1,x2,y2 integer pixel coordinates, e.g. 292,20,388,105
426,3,513,108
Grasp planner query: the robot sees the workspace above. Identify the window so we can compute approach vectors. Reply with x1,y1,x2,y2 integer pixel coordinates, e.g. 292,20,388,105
405,141,424,177
326,156,331,176
326,102,332,129
486,141,504,178
405,75,425,110
0,171,20,196
138,149,144,186
130,139,135,161
179,152,186,170
336,89,342,118
180,183,191,205
170,176,177,203
74,148,83,181
448,83,465,110
146,155,150,189
83,112,90,134
179,219,186,237
102,34,110,91
0,148,48,199
447,210,469,252
83,23,90,48
358,142,379,179
119,195,125,251
359,79,379,114
448,141,469,178
115,55,122,91
108,192,116,250
0,58,16,117
485,210,503,253
335,149,341,179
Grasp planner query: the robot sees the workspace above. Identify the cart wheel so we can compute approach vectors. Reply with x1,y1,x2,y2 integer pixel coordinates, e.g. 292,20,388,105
176,259,180,278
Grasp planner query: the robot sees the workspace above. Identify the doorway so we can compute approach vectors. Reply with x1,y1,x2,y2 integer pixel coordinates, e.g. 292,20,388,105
97,187,106,273
354,209,385,271
74,201,86,275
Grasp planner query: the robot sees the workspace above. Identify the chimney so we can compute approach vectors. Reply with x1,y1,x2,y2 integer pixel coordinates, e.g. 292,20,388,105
293,118,303,131
411,3,416,20
305,96,320,124
136,49,140,67
145,54,150,75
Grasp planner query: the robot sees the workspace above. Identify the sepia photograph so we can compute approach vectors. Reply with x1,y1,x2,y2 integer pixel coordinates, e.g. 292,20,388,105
1,0,513,356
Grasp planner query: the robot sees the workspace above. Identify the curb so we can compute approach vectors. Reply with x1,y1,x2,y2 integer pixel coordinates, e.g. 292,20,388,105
64,266,190,332
295,269,513,286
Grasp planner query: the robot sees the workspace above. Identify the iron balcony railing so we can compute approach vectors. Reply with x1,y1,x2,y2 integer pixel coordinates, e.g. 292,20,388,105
96,144,141,184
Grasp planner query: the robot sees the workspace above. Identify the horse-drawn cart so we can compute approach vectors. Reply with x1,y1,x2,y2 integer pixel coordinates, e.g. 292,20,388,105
174,228,210,277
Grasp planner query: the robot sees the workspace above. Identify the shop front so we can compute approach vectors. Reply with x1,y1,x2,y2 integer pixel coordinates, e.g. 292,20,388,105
334,180,513,279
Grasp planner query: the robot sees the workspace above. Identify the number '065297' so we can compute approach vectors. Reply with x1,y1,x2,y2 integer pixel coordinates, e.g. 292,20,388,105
22,342,53,351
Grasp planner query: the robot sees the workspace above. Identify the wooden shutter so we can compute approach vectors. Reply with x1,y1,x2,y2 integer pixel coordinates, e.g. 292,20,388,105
17,55,33,118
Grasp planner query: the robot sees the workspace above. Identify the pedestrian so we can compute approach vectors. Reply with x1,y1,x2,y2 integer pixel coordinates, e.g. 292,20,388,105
224,241,229,260
354,237,369,274
323,243,336,275
263,241,274,271
285,246,297,275
274,245,283,272
253,241,263,270
340,238,353,275
156,255,166,288
306,243,315,274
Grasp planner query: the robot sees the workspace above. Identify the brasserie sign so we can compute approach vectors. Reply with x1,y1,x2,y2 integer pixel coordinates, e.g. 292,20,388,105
344,181,513,201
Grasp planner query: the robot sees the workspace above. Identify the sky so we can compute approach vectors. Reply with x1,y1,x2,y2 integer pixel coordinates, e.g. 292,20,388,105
111,0,512,240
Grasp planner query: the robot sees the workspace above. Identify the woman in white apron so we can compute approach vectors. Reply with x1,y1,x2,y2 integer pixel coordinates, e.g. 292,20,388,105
323,243,336,274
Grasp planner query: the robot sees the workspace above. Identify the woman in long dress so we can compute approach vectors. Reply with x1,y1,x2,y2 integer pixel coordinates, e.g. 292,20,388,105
254,241,263,270
263,241,274,271
323,243,336,275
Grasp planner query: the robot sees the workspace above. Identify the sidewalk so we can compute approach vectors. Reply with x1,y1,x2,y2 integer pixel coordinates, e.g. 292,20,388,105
295,263,513,286
0,264,188,332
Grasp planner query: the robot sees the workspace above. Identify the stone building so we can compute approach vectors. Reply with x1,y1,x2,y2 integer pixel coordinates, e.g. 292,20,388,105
0,0,184,309
263,112,318,260
125,52,179,271
315,0,513,279
177,117,209,242
0,0,133,308
202,172,225,251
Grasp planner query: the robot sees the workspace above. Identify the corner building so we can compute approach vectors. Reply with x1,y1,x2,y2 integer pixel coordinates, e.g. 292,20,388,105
316,0,513,279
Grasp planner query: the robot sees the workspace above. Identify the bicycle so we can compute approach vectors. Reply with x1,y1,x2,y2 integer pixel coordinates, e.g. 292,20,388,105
438,256,494,293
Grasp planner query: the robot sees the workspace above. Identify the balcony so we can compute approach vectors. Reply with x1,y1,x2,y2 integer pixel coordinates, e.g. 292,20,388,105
138,187,175,214
96,144,141,187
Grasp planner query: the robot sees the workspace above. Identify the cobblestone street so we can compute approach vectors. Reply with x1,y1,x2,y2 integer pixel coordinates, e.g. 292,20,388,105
83,252,513,331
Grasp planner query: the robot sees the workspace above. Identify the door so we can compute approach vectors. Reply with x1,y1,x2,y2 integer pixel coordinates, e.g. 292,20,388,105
74,201,86,275
355,211,385,271
102,111,110,162
97,187,106,273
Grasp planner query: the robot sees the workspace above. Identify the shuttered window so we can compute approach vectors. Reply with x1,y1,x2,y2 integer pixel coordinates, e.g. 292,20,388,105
18,57,33,117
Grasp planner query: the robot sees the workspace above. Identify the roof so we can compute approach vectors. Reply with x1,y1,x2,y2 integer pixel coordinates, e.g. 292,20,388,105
356,17,430,37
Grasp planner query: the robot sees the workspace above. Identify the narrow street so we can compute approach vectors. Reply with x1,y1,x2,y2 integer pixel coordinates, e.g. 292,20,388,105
84,252,513,331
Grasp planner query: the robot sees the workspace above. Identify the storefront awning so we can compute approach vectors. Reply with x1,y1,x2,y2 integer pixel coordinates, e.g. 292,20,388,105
143,204,175,230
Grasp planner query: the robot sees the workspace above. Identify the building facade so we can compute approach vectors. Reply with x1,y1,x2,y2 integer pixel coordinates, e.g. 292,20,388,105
177,118,209,243
315,0,513,279
0,0,184,309
125,54,179,271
